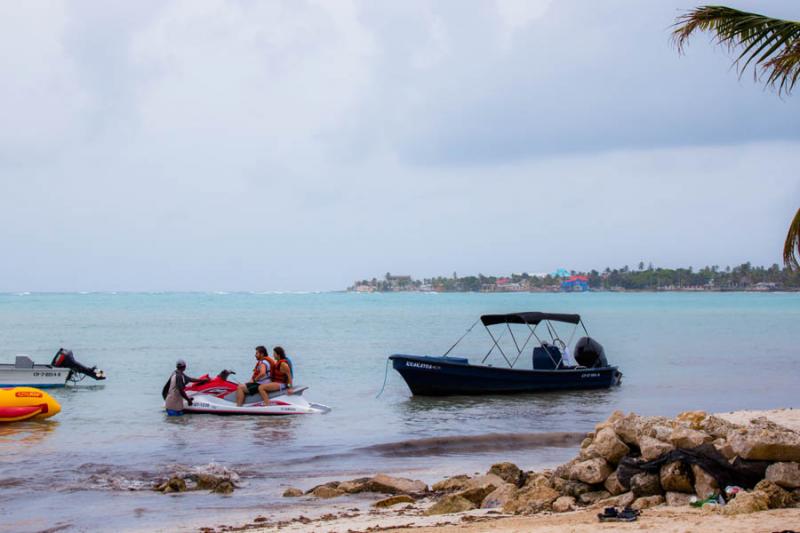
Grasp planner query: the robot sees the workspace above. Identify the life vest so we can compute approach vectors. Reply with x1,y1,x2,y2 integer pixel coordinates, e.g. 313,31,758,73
271,358,292,384
252,359,269,384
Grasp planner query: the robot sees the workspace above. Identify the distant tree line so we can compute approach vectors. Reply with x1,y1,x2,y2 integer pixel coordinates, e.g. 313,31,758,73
351,263,800,292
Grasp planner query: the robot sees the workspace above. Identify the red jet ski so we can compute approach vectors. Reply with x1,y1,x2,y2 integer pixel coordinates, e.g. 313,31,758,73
182,370,330,415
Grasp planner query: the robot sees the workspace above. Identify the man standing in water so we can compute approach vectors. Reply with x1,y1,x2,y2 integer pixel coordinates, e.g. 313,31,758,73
163,359,200,416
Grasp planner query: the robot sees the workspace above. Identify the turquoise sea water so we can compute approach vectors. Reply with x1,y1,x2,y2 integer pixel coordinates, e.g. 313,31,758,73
0,292,798,532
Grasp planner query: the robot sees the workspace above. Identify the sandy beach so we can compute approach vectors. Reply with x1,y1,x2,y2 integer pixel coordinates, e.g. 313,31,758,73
189,407,800,533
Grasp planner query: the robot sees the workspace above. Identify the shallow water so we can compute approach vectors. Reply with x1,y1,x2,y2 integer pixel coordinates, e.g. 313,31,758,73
0,291,798,531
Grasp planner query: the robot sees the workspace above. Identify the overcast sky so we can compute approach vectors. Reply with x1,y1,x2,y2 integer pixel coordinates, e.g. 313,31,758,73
1,0,798,291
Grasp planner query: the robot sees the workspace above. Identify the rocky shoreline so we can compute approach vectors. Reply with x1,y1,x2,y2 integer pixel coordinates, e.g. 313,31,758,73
160,408,800,532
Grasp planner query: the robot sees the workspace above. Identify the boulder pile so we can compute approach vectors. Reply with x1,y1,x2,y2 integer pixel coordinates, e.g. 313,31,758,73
287,411,800,517
420,410,800,515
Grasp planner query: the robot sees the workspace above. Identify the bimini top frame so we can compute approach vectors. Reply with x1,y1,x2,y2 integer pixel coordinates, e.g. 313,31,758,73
442,311,590,370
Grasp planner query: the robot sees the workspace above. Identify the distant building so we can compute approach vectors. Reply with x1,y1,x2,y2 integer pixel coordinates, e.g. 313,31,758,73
561,275,589,292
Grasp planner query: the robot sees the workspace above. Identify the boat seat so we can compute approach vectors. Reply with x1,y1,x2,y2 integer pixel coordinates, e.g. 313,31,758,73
532,346,562,370
14,356,34,368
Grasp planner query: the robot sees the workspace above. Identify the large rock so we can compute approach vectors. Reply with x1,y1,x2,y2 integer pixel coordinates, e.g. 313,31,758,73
721,490,769,515
765,462,800,489
669,427,712,449
425,494,476,515
361,474,428,495
639,436,674,461
338,478,371,493
305,481,340,494
374,495,415,508
569,458,612,485
728,420,800,462
480,483,517,509
599,411,673,447
522,472,552,490
631,495,664,510
578,490,611,505
312,485,344,499
581,428,630,464
700,415,741,440
660,461,693,493
691,465,719,499
156,476,187,493
553,458,578,480
551,477,592,498
598,491,635,508
604,470,627,495
488,462,525,487
713,438,736,460
212,481,234,494
676,410,707,429
551,495,576,513
457,485,497,507
754,479,794,509
282,487,303,497
431,475,471,493
630,472,661,497
665,491,693,506
503,484,560,514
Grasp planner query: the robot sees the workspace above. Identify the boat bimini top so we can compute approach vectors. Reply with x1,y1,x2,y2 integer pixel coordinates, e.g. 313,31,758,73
442,311,607,370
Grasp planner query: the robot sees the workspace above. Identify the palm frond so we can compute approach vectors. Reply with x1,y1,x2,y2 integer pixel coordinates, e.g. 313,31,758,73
673,6,800,95
784,208,800,270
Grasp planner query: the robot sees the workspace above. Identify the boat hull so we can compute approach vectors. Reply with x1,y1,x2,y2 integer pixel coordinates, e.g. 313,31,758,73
389,354,621,396
0,366,69,388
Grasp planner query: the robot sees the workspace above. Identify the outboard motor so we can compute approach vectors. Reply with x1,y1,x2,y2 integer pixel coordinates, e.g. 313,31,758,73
573,337,608,368
51,348,106,381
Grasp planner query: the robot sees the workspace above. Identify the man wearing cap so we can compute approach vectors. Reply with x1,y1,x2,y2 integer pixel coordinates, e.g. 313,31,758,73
163,359,202,416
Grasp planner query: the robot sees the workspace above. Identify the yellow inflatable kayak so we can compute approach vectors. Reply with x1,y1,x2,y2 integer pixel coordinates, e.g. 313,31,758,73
0,387,61,422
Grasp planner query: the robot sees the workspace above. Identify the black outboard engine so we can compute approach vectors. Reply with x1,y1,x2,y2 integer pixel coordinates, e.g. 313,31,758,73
52,348,106,380
573,337,608,368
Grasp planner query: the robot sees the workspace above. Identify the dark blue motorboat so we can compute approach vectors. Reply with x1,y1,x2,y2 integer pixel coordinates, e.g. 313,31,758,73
390,312,622,396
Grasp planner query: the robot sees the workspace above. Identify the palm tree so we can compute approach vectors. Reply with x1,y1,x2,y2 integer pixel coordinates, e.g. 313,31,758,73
672,6,800,268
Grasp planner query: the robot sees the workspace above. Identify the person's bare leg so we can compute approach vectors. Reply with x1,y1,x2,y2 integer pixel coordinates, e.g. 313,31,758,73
236,384,246,406
258,382,279,404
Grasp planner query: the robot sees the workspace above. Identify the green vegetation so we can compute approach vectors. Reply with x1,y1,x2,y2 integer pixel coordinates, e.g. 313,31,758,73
350,263,800,292
672,6,800,268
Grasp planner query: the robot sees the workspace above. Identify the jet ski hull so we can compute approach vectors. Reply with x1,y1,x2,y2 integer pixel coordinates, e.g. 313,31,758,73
183,393,329,415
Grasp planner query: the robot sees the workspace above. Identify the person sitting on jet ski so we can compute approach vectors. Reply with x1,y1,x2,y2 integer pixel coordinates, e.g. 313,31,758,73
257,346,293,403
236,346,271,406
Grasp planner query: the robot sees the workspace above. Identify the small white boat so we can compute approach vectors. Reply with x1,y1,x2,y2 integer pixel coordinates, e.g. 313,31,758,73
0,349,106,388
0,356,71,388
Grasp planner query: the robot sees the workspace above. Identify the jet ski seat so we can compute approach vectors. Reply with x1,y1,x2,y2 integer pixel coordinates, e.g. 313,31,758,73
227,386,308,404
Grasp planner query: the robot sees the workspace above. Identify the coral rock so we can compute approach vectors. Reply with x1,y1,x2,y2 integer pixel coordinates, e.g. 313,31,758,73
373,495,415,508
691,465,719,499
721,490,769,515
362,474,427,495
480,483,518,509
727,420,800,462
754,479,794,509
488,462,526,487
282,487,303,497
312,486,344,499
578,490,611,505
569,458,612,485
630,472,661,497
631,494,664,510
552,495,576,513
582,428,630,464
603,470,627,495
431,475,471,493
669,427,712,449
425,494,476,515
639,436,674,461
502,484,560,514
665,491,693,506
551,477,592,498
765,461,800,489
